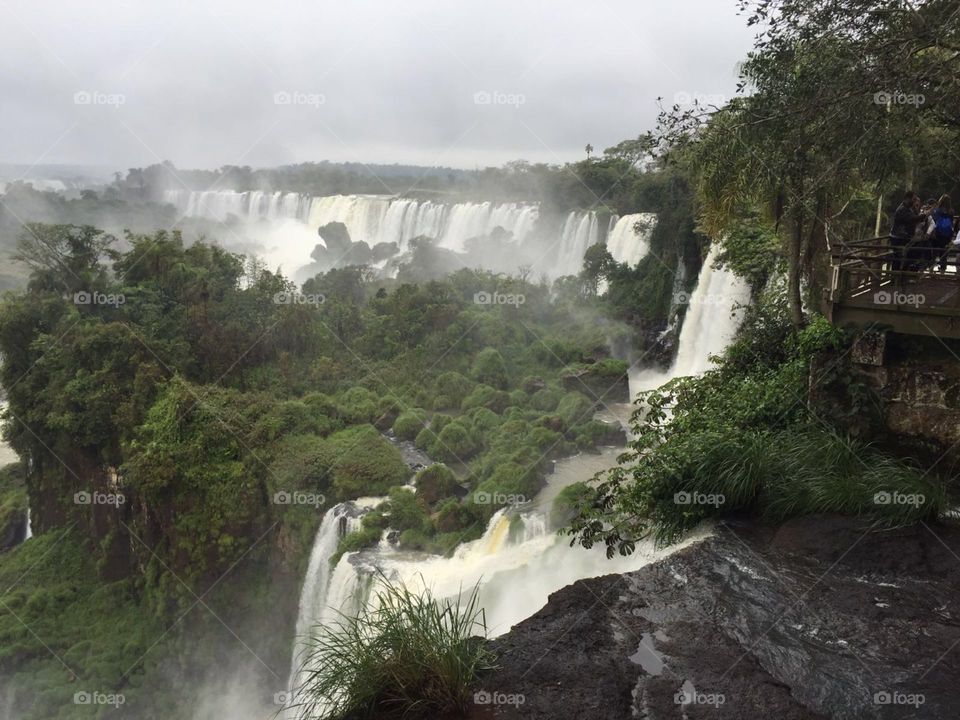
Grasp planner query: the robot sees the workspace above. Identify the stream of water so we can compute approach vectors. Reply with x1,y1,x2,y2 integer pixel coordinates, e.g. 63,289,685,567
282,242,750,712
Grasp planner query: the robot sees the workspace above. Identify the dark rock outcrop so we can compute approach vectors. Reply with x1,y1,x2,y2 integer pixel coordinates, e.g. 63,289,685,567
474,516,960,719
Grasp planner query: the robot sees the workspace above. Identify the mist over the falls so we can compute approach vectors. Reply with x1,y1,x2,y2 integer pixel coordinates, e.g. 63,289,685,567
163,189,653,283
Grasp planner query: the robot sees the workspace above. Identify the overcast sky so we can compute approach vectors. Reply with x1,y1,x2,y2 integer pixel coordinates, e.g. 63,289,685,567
0,0,755,173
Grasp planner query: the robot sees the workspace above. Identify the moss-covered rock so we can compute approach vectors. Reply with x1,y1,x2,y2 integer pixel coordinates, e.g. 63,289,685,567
393,409,428,441
415,464,459,506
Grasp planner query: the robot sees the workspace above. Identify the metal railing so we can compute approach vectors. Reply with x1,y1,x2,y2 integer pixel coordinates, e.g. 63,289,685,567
829,234,960,316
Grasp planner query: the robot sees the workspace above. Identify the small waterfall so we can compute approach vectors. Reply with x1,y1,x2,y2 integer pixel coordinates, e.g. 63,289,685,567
606,213,656,267
286,447,710,678
310,506,706,641
24,508,32,541
671,243,751,377
629,242,750,396
554,211,601,276
285,503,369,702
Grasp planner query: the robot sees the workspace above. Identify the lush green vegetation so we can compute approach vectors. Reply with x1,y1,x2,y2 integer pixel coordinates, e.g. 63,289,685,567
0,462,27,548
292,577,494,720
0,217,634,717
0,529,168,718
569,292,953,551
654,0,960,327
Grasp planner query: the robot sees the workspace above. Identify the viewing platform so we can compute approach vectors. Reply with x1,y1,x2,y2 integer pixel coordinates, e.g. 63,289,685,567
826,235,960,340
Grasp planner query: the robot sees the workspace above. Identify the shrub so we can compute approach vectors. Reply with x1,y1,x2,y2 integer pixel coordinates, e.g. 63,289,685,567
293,578,494,720
332,523,382,565
415,464,459,506
552,482,594,528
251,399,337,443
571,420,626,449
337,386,380,425
393,409,427,441
434,422,480,463
556,392,595,427
529,387,562,412
398,528,433,550
326,426,410,499
430,414,454,434
386,487,431,534
469,407,501,432
431,395,454,411
470,348,509,389
414,427,439,457
435,371,475,405
461,385,510,413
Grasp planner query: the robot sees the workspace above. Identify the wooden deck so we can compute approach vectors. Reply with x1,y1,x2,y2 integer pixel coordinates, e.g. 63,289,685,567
826,236,960,339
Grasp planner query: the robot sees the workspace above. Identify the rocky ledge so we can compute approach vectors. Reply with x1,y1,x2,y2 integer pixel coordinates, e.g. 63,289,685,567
472,515,960,719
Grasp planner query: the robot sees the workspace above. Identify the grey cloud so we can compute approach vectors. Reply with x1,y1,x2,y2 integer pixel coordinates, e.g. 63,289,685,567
0,0,753,171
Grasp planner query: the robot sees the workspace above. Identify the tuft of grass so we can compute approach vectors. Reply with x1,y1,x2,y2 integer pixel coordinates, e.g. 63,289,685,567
292,576,495,720
647,428,950,545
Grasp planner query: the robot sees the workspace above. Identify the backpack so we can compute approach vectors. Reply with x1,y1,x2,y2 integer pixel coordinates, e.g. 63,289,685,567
935,212,954,239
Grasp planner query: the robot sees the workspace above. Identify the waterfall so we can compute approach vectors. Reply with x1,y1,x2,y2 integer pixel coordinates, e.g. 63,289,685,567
285,448,708,700
554,211,601,277
303,505,707,645
164,190,639,282
629,242,750,397
671,243,751,377
165,190,540,254
287,505,352,695
284,498,386,709
24,509,32,541
606,213,656,267
279,246,744,705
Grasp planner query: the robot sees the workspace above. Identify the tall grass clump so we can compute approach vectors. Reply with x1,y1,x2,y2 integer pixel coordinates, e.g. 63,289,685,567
642,428,949,545
292,577,494,720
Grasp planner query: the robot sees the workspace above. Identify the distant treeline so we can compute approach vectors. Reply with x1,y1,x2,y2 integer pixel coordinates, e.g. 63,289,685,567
111,137,658,215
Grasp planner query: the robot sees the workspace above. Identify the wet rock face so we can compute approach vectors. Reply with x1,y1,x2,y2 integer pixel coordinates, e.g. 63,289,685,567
475,516,960,719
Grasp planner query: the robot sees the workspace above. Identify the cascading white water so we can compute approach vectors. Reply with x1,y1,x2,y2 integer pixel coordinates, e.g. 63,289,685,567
553,211,601,277
606,213,656,267
283,245,749,709
285,448,708,700
24,509,32,541
164,189,634,282
628,242,751,396
670,243,751,377
284,498,386,706
165,190,540,254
